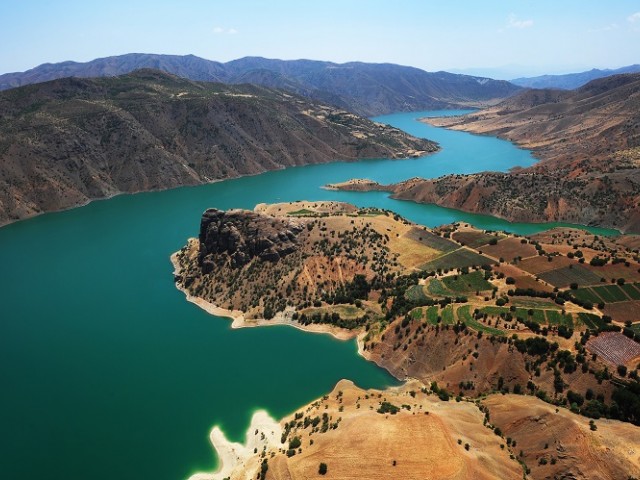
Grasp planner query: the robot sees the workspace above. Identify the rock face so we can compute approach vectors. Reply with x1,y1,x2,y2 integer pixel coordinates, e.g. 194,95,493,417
198,208,303,270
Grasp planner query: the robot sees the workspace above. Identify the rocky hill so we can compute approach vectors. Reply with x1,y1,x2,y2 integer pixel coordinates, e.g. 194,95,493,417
0,53,522,116
400,73,640,233
175,202,640,480
0,69,435,225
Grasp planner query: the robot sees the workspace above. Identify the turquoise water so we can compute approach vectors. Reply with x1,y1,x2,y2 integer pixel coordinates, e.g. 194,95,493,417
0,111,617,480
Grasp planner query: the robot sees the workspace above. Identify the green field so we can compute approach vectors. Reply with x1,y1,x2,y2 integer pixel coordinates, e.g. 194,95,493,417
441,305,455,325
572,287,603,304
621,283,640,300
545,310,574,327
591,284,631,303
410,308,423,320
426,306,439,325
405,284,430,303
480,306,511,317
442,270,492,293
578,312,605,330
458,305,505,336
421,249,495,272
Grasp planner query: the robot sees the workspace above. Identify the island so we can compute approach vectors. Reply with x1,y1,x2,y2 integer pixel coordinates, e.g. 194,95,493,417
173,201,640,479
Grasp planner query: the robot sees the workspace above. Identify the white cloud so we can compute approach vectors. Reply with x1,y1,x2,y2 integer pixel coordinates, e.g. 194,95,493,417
628,12,640,22
507,13,533,29
213,26,238,35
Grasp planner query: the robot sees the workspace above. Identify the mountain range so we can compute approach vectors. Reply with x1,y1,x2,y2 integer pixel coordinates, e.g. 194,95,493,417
0,69,434,225
0,53,521,116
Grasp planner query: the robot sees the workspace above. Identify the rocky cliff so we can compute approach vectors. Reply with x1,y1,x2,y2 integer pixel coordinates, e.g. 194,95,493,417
198,208,303,270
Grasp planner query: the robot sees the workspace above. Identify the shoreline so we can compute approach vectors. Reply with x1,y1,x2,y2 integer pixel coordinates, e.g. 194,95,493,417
170,252,359,342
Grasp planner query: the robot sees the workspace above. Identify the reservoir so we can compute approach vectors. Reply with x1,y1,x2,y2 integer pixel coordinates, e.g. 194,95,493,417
0,111,617,480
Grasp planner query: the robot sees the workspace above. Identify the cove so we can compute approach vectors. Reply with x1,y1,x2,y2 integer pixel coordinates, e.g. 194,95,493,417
0,111,618,480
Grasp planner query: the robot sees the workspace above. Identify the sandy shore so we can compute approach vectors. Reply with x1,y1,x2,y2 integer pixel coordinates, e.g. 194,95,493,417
188,410,282,480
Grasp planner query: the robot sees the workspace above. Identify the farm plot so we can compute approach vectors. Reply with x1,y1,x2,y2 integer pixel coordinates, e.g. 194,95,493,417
457,305,505,336
421,248,495,272
546,310,574,327
452,231,500,248
425,306,439,325
621,283,640,300
404,227,459,252
572,287,603,304
405,284,430,303
441,305,455,325
482,237,538,261
583,262,640,283
538,265,601,288
578,313,606,330
604,301,640,323
440,271,492,294
518,255,574,275
586,332,640,366
591,284,629,303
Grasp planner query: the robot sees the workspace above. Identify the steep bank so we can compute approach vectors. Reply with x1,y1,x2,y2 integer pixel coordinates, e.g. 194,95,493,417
410,73,640,233
0,69,436,226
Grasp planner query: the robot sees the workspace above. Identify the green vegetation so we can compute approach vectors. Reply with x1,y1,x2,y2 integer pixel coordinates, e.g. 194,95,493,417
377,401,400,414
578,313,606,330
425,306,439,325
571,288,602,304
620,283,640,300
546,310,574,328
591,284,629,303
441,305,455,325
442,270,492,293
458,305,505,336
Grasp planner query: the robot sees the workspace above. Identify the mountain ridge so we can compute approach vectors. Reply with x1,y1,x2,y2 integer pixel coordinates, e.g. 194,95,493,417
0,53,521,116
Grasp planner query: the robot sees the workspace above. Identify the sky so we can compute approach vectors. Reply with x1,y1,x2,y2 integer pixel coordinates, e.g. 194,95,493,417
1,0,639,78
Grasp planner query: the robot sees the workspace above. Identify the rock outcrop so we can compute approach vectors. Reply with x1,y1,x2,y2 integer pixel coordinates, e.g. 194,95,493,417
198,208,303,270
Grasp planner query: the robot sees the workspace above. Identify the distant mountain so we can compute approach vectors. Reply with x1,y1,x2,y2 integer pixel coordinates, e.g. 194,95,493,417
511,64,640,90
0,53,521,116
0,69,435,225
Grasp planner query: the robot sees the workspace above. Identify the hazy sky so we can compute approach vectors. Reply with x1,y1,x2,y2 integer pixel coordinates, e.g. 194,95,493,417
1,0,639,78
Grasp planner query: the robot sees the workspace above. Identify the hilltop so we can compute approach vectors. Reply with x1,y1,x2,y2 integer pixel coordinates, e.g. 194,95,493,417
371,73,640,233
0,69,435,225
0,53,522,116
174,202,640,479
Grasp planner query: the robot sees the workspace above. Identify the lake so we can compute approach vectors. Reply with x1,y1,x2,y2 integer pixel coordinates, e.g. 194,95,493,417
0,111,617,480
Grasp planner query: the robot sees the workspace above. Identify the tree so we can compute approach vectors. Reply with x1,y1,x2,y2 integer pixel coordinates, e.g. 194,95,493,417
319,463,328,475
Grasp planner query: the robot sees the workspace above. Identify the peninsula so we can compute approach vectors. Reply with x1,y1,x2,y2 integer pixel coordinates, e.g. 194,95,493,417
174,201,640,479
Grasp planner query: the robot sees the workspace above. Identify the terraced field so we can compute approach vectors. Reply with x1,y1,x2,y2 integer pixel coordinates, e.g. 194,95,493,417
421,248,495,271
457,305,505,336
